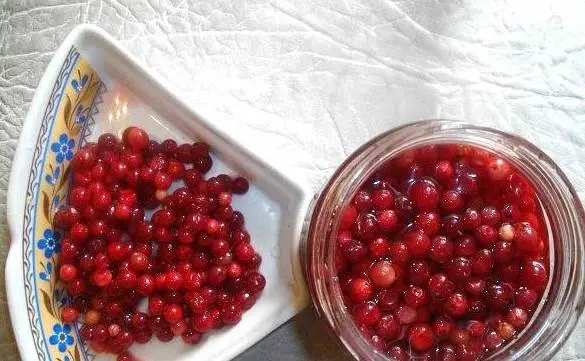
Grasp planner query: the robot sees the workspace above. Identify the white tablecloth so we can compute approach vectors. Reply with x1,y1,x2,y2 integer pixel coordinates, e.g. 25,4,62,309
1,1,584,360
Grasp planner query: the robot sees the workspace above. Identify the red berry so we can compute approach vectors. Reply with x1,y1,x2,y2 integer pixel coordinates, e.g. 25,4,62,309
408,178,441,211
407,323,434,352
485,284,512,312
428,235,454,264
414,211,441,235
355,212,379,240
520,260,547,291
348,278,373,303
232,177,249,194
487,158,511,181
394,305,417,325
375,314,401,341
163,303,183,323
352,301,382,326
92,269,113,287
69,222,89,243
516,287,538,310
433,161,454,183
514,222,538,254
368,237,389,258
471,249,494,276
61,306,79,323
404,285,428,308
441,190,464,212
368,260,396,288
433,316,454,339
404,230,431,258
444,293,469,319
475,225,498,247
408,260,431,286
352,190,372,212
154,172,172,190
372,189,394,210
137,275,155,295
377,209,398,232
124,126,149,151
481,206,501,226
462,208,481,230
428,273,455,300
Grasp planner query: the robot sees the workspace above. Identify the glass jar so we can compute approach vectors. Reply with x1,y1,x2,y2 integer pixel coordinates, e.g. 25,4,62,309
302,120,585,360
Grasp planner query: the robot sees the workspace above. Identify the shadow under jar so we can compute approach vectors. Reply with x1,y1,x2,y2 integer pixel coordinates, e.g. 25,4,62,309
302,120,585,361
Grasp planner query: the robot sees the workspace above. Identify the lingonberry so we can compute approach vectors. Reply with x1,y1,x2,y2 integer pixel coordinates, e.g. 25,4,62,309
444,293,469,319
520,259,548,291
414,211,441,235
123,126,149,151
515,287,538,311
428,273,455,300
428,235,454,264
514,222,538,254
406,260,430,285
403,285,428,308
368,260,396,288
163,303,183,323
59,264,78,283
404,230,431,258
61,306,79,323
408,178,441,211
232,177,249,194
433,316,455,340
352,301,382,327
454,235,478,257
347,278,373,303
368,237,390,258
375,314,400,341
221,303,243,325
441,190,464,212
407,323,435,352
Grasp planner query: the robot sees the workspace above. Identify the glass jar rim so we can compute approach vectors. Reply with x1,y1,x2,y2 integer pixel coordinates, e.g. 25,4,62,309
302,119,585,361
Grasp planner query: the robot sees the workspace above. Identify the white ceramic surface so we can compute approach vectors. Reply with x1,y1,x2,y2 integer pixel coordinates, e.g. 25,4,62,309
6,24,311,361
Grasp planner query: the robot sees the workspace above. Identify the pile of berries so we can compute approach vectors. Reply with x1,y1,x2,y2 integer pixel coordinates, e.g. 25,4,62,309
336,144,548,361
55,127,265,361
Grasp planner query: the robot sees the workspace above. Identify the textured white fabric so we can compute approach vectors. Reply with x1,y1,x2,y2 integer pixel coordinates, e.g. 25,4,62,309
1,0,584,360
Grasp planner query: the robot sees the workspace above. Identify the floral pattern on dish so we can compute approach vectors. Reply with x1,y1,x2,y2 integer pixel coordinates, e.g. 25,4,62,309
22,47,104,361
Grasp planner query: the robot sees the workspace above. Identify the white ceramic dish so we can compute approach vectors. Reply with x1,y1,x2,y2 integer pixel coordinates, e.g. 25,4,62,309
6,24,311,361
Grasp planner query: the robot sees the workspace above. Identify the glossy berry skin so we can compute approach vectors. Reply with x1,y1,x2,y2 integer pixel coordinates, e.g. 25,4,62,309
232,177,249,194
368,261,396,288
124,126,149,151
408,323,435,352
352,301,382,326
348,278,373,303
444,293,469,319
404,230,431,258
163,304,184,323
59,264,78,283
375,314,400,341
408,178,441,211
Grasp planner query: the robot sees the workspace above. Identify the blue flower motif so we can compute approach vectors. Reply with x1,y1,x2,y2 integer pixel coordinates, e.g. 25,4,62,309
54,288,70,307
75,105,87,124
39,262,53,281
49,324,74,352
52,195,61,209
71,74,88,93
37,229,61,258
64,357,71,361
50,134,75,163
45,166,61,185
